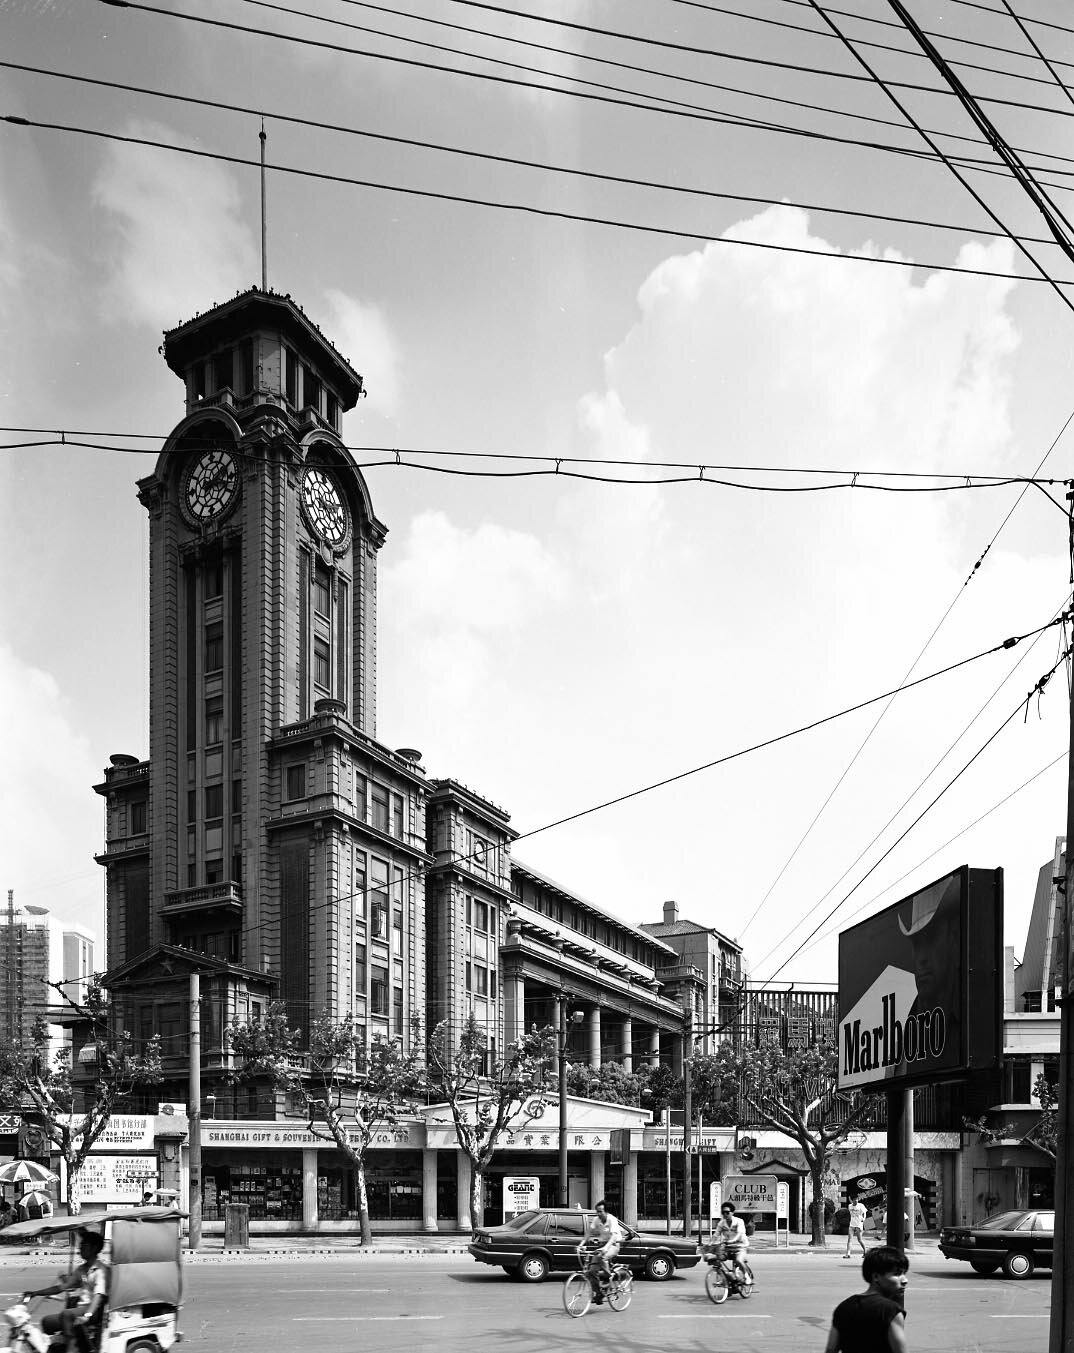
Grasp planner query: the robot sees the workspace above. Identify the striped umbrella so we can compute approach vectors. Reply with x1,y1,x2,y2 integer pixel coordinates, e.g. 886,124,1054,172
0,1160,58,1185
17,1190,51,1209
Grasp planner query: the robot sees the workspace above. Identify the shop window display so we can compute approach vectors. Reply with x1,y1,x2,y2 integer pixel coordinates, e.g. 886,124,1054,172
201,1155,303,1221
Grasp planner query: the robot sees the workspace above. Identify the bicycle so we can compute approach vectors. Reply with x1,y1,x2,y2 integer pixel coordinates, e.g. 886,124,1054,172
562,1243,634,1317
702,1241,755,1304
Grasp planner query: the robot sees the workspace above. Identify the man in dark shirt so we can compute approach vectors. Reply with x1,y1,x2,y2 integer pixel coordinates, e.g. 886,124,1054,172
824,1245,908,1353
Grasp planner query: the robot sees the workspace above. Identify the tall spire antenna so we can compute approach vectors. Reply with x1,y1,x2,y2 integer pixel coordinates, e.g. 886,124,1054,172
259,117,268,292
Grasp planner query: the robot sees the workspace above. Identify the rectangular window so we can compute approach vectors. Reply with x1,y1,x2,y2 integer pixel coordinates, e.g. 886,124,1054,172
474,900,488,932
285,764,306,801
303,367,322,413
205,561,224,599
354,942,367,992
393,987,403,1035
213,349,233,393
370,965,389,1016
392,904,403,957
465,962,472,993
239,338,254,394
326,391,339,428
314,566,331,617
231,852,242,884
204,785,223,819
474,965,488,997
314,637,331,690
371,784,389,833
205,859,223,883
187,789,196,822
370,859,389,938
129,801,147,834
205,622,223,673
286,350,298,405
392,793,404,839
192,362,206,401
231,779,242,815
353,853,367,921
205,699,223,746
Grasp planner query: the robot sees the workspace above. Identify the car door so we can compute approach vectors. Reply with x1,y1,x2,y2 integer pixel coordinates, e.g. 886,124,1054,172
1033,1212,1055,1267
550,1211,587,1269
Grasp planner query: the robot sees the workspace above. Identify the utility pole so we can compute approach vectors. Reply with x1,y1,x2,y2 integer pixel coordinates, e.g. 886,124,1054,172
188,971,202,1251
557,995,568,1208
682,1013,693,1238
1049,550,1074,1353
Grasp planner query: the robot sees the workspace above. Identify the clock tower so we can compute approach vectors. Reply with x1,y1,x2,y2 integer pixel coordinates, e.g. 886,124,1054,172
98,289,428,1052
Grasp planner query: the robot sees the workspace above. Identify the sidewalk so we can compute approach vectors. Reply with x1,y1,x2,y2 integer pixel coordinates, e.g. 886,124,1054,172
0,1231,941,1265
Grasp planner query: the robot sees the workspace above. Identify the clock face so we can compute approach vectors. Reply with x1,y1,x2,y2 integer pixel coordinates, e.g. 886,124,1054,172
302,467,349,546
184,449,239,522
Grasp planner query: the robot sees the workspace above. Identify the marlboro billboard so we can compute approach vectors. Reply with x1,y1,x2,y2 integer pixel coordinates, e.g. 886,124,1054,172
837,866,1002,1091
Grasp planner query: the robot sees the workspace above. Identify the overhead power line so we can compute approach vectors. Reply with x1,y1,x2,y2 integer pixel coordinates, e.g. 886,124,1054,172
7,59,1069,248
5,115,1072,288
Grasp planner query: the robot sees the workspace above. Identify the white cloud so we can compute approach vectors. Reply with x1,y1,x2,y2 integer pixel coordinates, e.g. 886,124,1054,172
92,120,256,328
0,646,103,936
323,288,402,418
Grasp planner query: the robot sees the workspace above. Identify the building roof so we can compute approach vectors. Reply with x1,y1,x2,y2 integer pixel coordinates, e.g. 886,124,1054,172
162,288,364,408
641,919,742,951
511,858,677,956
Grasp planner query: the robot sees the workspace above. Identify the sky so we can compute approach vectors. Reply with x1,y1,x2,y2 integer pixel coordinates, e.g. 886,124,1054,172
3,0,1074,986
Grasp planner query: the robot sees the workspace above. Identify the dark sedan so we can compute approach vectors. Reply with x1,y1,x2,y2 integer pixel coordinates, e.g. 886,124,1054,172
939,1209,1054,1278
468,1206,701,1282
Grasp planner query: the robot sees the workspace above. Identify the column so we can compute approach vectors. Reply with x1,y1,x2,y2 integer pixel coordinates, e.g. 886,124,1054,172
507,972,525,1046
302,1147,318,1230
649,1028,660,1067
621,1016,633,1074
589,1151,605,1208
623,1142,639,1228
589,1006,602,1069
422,1147,438,1232
457,1152,472,1231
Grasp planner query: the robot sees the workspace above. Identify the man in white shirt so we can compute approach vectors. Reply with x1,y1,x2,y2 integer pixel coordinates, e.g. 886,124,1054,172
844,1199,869,1258
586,1199,624,1294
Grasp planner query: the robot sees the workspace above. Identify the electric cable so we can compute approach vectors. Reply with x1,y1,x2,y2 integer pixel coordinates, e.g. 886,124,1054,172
749,590,1070,963
998,0,1074,116
804,2,1074,315
6,61,1066,250
750,643,1069,981
238,611,1066,948
1,118,1069,292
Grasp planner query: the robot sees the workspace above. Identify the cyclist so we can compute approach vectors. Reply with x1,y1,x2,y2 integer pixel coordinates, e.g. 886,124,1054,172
584,1199,624,1302
715,1202,750,1282
25,1227,108,1347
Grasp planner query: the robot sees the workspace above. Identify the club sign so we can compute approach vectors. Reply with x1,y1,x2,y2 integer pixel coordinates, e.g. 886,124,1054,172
722,1174,778,1214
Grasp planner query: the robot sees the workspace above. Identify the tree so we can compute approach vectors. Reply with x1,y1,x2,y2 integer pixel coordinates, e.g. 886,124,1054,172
1025,1072,1057,1160
226,1004,423,1245
691,1038,875,1247
0,978,162,1214
564,1060,647,1105
426,1014,557,1228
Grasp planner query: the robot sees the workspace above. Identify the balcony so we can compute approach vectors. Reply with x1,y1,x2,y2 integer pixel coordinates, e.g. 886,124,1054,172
163,880,243,918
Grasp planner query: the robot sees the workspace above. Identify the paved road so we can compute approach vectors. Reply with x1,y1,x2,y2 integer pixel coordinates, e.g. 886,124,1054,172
0,1250,1050,1352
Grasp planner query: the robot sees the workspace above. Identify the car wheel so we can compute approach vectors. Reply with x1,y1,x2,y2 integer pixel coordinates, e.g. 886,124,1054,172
516,1251,550,1282
644,1252,675,1281
1003,1251,1034,1279
970,1261,999,1276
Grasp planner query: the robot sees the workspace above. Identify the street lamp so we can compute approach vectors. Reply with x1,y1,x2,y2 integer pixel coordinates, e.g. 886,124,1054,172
558,1000,585,1207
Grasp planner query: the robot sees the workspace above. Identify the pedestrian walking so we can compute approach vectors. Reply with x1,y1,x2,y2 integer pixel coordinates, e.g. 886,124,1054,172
844,1198,868,1258
824,1245,908,1353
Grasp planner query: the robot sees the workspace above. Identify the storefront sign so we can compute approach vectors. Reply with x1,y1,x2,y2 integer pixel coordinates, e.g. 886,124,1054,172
723,1174,778,1213
202,1123,413,1149
650,1134,731,1152
504,1176,539,1215
59,1115,155,1150
63,1154,157,1203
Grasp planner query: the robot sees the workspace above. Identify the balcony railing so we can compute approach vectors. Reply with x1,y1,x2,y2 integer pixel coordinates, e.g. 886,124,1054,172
163,880,243,915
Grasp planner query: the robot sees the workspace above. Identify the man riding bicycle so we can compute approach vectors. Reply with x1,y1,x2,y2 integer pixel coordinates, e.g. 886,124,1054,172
715,1202,749,1281
583,1200,624,1301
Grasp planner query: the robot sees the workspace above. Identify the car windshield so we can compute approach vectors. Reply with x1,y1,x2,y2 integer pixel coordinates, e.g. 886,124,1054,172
978,1211,1030,1231
503,1211,539,1231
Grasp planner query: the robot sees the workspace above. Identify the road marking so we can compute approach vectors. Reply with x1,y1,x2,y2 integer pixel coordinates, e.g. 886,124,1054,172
281,1289,389,1293
990,1314,1048,1318
293,1315,444,1322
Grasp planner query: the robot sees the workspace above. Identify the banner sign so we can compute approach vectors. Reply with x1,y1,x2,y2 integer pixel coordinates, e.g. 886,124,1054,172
837,867,1002,1091
503,1177,540,1215
58,1115,155,1151
62,1154,157,1204
722,1174,778,1213
202,1123,413,1148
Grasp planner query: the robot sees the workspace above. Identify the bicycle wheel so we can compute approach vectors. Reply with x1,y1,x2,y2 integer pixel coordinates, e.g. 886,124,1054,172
563,1272,593,1318
738,1264,755,1299
705,1266,730,1304
607,1268,633,1312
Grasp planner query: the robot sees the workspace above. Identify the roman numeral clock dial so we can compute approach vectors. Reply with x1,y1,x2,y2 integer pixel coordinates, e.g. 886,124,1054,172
301,467,349,548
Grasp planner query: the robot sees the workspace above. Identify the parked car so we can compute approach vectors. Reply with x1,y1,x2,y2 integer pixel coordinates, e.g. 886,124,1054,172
468,1207,702,1282
939,1210,1054,1278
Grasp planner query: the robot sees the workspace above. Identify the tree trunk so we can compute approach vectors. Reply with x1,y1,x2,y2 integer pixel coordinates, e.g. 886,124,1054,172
471,1166,484,1230
355,1160,372,1247
808,1161,826,1248
66,1161,82,1216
